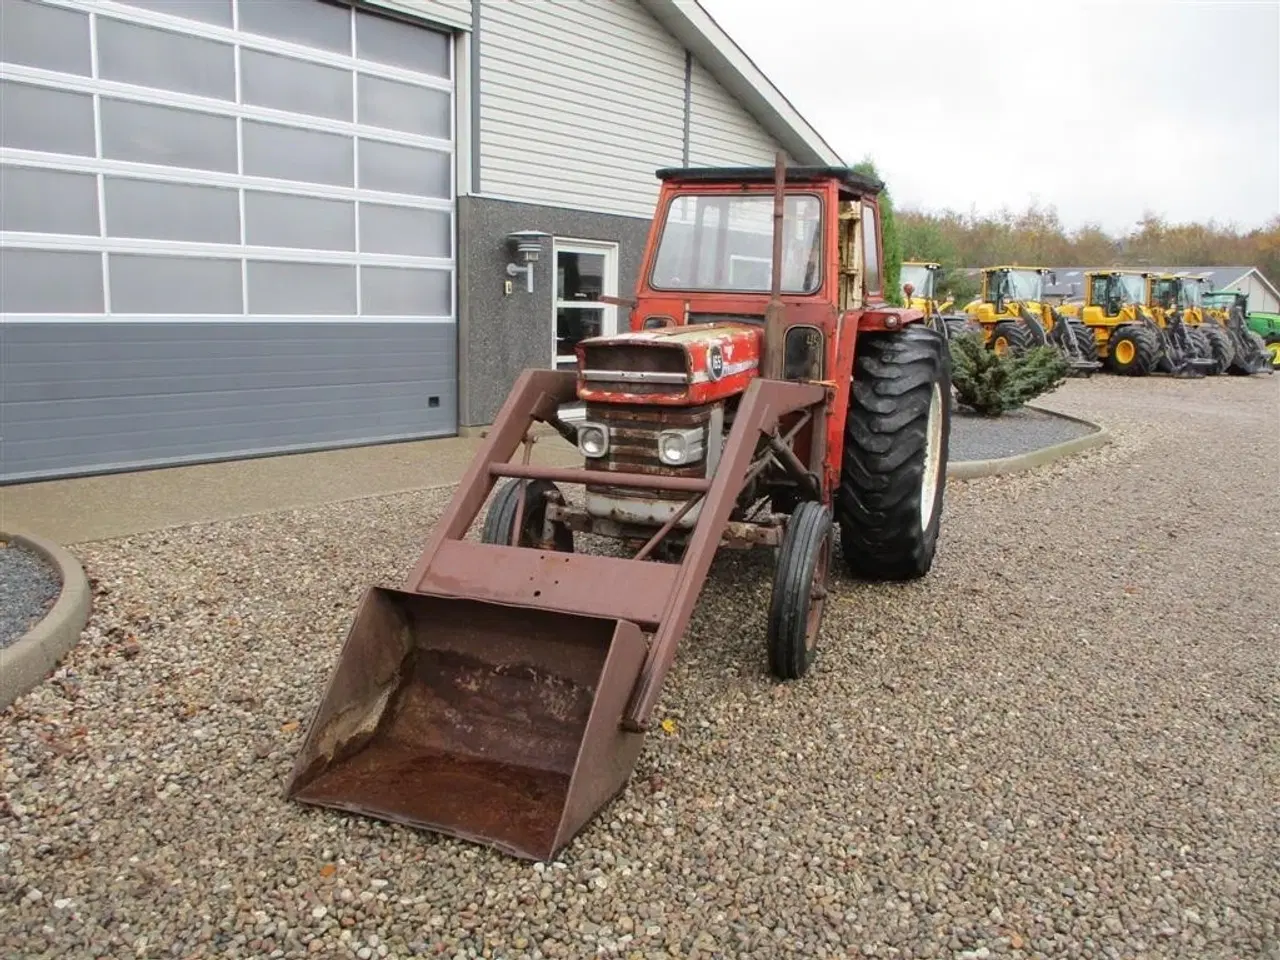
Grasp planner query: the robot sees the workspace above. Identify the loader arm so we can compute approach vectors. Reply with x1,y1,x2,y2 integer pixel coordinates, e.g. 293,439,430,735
288,367,826,860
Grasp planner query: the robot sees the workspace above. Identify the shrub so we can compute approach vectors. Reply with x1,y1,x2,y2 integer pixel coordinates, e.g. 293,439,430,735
948,332,1070,416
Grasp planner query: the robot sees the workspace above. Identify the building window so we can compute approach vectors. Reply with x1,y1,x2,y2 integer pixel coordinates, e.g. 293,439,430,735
553,238,618,369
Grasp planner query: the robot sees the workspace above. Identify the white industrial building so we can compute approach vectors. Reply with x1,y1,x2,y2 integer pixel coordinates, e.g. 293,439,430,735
0,0,841,482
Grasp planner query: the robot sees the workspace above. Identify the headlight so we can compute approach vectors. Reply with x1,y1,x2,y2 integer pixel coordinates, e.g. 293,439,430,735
577,422,609,458
657,427,705,465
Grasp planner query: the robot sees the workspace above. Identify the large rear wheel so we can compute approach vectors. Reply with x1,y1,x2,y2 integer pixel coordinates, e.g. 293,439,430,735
945,317,984,341
1200,323,1234,375
1106,324,1160,376
990,320,1032,357
766,501,833,680
1228,330,1270,375
836,324,951,581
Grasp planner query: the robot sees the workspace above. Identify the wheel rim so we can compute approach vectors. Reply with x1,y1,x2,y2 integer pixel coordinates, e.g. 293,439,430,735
1114,339,1136,365
993,336,1009,356
804,531,832,652
919,383,944,530
1268,341,1280,366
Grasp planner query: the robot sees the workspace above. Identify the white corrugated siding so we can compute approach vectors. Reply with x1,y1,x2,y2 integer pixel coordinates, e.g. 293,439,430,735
687,57,782,166
1233,272,1280,313
477,0,687,217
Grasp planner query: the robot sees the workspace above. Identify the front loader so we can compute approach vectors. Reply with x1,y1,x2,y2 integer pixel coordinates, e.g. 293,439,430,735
285,157,954,861
1199,286,1273,374
962,265,1100,373
1074,269,1212,377
1148,273,1226,375
900,260,976,341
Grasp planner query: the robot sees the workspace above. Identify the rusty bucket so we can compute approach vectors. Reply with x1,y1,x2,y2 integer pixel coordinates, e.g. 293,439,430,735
285,587,648,861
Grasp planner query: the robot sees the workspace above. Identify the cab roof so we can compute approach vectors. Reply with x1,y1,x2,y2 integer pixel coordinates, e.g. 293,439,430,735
655,165,883,199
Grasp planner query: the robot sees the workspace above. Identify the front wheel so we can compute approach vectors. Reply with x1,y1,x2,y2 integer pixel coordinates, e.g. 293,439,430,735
1071,323,1100,368
1265,334,1280,369
1200,323,1234,375
481,479,574,551
836,324,951,581
766,501,833,680
1228,330,1270,375
1187,327,1217,375
1106,324,1160,376
990,320,1032,357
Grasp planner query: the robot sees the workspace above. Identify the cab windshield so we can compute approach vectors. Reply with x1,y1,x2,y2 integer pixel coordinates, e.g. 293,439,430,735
1151,278,1178,309
900,264,934,299
650,193,823,294
991,269,1044,302
1115,275,1145,304
1177,281,1203,308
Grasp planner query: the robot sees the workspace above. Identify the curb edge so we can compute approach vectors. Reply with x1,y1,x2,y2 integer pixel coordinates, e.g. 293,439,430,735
0,530,92,712
947,408,1111,480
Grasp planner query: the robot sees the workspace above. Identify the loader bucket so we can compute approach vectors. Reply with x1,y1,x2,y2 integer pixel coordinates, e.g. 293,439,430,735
285,587,648,861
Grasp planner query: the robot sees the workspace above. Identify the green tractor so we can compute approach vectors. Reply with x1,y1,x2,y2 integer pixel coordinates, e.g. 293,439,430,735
1201,288,1276,373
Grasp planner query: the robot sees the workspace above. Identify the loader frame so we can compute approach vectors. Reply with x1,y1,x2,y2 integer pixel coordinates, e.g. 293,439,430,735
402,368,826,731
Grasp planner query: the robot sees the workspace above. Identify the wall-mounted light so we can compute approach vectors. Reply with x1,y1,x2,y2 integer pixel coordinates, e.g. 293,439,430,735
504,230,550,294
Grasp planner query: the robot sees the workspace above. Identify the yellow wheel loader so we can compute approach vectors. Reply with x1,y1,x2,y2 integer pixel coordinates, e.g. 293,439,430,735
1196,281,1271,375
962,265,1100,372
1075,270,1212,377
1147,273,1228,375
899,260,979,342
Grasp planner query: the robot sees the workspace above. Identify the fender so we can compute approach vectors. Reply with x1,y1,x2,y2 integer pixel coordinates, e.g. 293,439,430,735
858,306,928,331
820,304,929,493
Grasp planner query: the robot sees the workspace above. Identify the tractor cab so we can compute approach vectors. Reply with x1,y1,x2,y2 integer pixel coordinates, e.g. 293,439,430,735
573,164,901,533
625,164,890,328
1148,273,1207,321
1085,270,1148,320
900,261,939,305
980,266,1050,316
1202,289,1247,315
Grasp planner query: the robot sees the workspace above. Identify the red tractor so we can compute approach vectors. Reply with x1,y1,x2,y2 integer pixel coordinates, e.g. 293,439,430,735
287,156,953,861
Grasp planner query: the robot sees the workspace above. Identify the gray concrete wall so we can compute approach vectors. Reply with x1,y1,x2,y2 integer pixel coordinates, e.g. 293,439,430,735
457,195,651,426
0,322,455,483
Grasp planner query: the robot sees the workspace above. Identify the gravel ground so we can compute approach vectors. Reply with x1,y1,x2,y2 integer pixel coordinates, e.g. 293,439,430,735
0,539,61,649
1,375,1277,960
949,407,1094,462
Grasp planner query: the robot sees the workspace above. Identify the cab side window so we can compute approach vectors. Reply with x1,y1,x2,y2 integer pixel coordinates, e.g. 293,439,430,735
1090,276,1111,314
862,202,881,297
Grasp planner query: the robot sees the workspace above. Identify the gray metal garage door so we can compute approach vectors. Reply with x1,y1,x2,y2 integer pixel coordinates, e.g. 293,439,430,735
0,0,457,483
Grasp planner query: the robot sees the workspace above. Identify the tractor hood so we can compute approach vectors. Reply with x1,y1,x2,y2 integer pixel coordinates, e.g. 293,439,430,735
575,323,761,406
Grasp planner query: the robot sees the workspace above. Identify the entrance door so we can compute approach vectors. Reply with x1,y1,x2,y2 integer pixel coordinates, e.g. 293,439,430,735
552,239,619,371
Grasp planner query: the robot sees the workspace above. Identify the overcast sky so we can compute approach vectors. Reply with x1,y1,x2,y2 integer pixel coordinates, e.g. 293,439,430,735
697,0,1280,235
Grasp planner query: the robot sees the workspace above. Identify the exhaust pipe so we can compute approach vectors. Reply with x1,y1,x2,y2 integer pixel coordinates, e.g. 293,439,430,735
762,150,788,380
